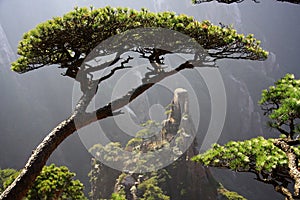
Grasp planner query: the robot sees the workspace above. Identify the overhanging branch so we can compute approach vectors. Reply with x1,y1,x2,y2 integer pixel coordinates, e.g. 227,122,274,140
74,61,195,129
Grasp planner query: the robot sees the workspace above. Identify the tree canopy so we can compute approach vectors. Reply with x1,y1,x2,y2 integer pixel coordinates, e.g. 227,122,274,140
1,6,269,200
1,164,86,200
260,74,300,140
12,6,267,74
193,74,300,200
192,136,293,173
0,169,18,194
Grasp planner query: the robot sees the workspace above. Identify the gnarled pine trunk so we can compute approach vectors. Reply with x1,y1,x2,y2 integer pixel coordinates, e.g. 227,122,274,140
0,116,76,200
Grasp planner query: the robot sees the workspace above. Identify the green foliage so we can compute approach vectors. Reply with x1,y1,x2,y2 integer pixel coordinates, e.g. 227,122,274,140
3,171,20,191
3,164,87,200
138,174,170,200
111,190,126,200
90,141,162,172
110,171,170,200
12,6,267,73
136,120,161,139
89,124,188,173
0,169,18,193
259,73,300,139
164,103,174,116
0,169,17,190
218,184,247,200
89,119,170,172
192,74,300,199
125,137,143,150
89,142,125,164
192,136,299,172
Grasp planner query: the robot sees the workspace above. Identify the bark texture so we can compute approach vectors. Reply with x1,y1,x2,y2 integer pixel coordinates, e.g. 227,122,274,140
0,61,195,200
274,139,300,200
0,116,76,200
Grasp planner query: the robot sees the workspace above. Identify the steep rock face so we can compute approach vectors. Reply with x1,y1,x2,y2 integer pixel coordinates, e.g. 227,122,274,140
162,156,219,200
89,88,236,200
159,88,218,199
89,159,120,200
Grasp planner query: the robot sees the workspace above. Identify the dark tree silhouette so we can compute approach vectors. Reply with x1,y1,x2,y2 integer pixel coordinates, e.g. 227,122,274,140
193,74,300,200
0,6,267,200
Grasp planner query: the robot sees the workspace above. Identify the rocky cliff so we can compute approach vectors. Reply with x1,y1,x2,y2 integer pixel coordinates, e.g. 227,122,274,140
89,88,244,200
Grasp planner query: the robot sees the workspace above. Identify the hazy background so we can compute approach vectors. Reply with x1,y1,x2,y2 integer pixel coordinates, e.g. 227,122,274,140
0,0,299,199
